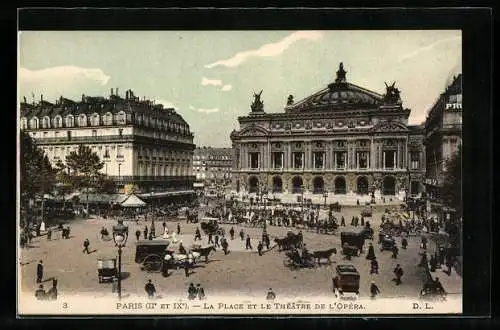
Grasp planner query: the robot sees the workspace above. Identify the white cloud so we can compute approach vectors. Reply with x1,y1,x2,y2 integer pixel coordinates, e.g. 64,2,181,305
398,36,461,63
19,66,111,85
154,98,176,108
201,77,223,86
189,105,220,114
205,30,324,69
220,84,233,91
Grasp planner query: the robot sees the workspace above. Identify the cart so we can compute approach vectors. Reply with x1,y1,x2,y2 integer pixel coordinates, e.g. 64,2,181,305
380,235,396,251
340,230,366,254
97,256,117,283
135,240,170,273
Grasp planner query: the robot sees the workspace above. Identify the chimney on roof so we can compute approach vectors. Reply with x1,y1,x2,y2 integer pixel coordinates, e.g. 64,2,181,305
23,96,26,103
126,90,129,99
82,94,85,102
116,88,119,97
40,94,43,102
110,88,114,96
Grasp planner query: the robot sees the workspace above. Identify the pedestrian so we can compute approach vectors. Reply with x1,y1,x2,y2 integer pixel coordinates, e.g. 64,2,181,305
391,244,399,259
429,255,437,272
361,216,365,226
366,243,376,260
445,257,453,276
264,234,270,250
370,258,379,274
370,281,381,298
187,283,197,300
341,216,345,226
47,228,52,241
82,238,91,254
266,288,276,300
208,233,213,244
351,216,355,226
257,241,263,256
421,236,427,250
332,275,340,295
184,259,191,277
162,221,166,230
393,264,404,285
214,234,220,248
148,232,153,241
47,279,58,300
239,229,245,241
197,283,205,300
143,226,148,240
194,227,202,241
35,284,46,300
246,234,253,250
221,238,229,255
401,238,408,249
145,279,156,298
177,222,181,235
36,260,43,283
229,226,235,240
135,229,141,241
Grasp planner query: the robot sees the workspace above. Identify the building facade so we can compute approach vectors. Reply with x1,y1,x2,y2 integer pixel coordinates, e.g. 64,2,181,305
424,74,462,200
193,147,232,188
230,63,426,202
20,89,195,194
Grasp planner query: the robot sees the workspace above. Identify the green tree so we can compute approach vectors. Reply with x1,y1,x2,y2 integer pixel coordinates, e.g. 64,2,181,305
65,145,104,212
441,144,462,217
20,131,56,225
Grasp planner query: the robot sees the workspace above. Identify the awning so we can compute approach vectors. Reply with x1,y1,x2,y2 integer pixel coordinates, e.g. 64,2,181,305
121,194,147,208
193,182,205,188
138,190,196,199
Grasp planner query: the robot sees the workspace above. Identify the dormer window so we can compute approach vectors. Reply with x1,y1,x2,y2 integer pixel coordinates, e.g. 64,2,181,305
90,113,100,126
29,117,39,129
42,116,51,129
104,112,113,125
53,116,62,128
116,111,126,125
20,117,28,129
66,115,75,127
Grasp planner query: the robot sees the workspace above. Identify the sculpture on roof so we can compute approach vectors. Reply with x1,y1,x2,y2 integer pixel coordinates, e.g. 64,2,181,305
286,95,294,106
383,82,402,105
251,90,264,112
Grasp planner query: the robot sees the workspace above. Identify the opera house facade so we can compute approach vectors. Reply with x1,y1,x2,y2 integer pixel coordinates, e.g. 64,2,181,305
230,63,426,203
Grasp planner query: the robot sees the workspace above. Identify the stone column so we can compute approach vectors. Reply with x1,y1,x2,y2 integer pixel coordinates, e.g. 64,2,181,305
383,151,386,169
306,142,312,169
370,138,376,170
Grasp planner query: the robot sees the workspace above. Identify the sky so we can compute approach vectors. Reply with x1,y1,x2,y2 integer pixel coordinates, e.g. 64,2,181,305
18,30,461,147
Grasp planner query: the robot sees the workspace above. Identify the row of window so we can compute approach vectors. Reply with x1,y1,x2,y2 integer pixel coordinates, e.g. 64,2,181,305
136,164,191,177
193,166,232,171
194,155,231,160
247,140,398,149
20,113,190,133
247,151,421,170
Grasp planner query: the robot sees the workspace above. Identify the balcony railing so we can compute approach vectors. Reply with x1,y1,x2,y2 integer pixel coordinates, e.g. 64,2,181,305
110,175,195,182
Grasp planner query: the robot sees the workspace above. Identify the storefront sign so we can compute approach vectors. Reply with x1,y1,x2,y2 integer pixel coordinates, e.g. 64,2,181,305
445,103,462,110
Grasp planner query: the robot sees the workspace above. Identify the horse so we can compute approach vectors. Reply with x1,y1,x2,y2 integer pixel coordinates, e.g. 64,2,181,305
311,248,337,265
191,246,217,263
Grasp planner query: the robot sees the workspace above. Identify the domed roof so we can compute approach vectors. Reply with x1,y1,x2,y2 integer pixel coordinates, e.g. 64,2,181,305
286,63,385,112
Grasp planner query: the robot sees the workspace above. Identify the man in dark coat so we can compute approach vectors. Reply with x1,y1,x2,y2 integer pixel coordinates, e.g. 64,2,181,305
36,260,43,283
391,244,399,259
184,259,191,277
135,229,141,241
208,233,214,244
214,235,220,248
266,288,276,300
187,283,197,300
366,243,376,260
245,234,253,250
393,264,404,285
194,227,202,241
370,281,381,298
177,223,181,235
143,226,148,240
47,279,58,300
197,284,205,300
239,229,245,241
145,279,156,298
82,239,90,254
341,216,345,226
401,238,408,249
229,227,235,240
361,216,365,226
221,237,229,255
263,234,270,250
429,255,437,272
257,241,263,256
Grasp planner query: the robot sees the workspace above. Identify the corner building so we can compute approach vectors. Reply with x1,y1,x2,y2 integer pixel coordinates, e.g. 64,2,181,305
230,63,426,203
20,89,195,195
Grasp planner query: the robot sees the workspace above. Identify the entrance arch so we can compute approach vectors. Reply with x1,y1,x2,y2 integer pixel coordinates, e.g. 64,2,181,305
272,176,283,193
313,176,324,194
292,176,303,194
356,176,369,195
383,176,396,195
248,176,259,193
334,176,346,194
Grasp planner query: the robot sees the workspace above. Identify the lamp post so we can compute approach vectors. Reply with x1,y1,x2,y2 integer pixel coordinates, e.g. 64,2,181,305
262,192,268,243
406,165,411,204
112,219,129,300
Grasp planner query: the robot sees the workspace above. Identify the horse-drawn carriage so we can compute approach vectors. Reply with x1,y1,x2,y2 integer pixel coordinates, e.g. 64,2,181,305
283,249,315,269
379,233,396,251
274,231,303,251
340,230,366,258
315,220,339,235
200,217,225,236
97,256,117,283
333,264,360,298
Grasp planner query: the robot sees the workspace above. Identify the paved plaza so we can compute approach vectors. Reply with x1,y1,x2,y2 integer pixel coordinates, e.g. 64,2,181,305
19,206,461,301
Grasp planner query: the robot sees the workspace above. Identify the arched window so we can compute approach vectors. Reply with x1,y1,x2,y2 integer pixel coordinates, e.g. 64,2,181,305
42,116,51,128
116,111,126,125
90,113,100,126
53,116,62,128
77,114,87,127
103,112,113,125
29,117,39,129
20,117,28,129
65,115,74,127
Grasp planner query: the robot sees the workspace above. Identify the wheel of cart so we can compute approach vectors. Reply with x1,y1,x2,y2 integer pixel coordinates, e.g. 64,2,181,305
141,254,163,272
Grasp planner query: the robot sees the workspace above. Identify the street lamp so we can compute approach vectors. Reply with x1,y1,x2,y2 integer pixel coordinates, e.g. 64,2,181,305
262,192,268,243
406,165,411,203
112,219,129,300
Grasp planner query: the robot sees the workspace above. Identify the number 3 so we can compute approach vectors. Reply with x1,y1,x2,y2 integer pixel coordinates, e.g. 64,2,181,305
63,302,68,309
